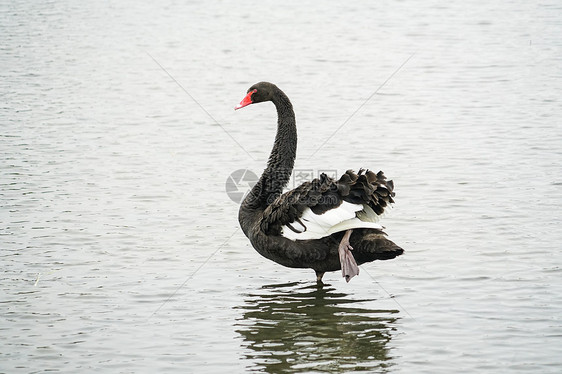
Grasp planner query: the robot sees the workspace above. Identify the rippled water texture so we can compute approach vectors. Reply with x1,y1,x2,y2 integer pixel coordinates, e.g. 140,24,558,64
2,1,562,373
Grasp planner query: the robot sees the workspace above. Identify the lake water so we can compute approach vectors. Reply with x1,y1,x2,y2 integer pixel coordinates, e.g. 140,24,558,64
2,1,562,373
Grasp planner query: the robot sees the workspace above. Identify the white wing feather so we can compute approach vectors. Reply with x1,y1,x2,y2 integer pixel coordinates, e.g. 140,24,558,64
281,201,383,241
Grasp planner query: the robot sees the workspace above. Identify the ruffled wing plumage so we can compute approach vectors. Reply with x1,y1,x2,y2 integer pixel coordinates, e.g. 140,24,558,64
260,169,395,239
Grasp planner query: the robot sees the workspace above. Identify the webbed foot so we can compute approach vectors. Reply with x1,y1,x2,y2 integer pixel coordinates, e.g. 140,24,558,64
338,229,359,282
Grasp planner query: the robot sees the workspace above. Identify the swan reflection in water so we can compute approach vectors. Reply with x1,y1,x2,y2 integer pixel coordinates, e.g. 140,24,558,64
236,282,400,373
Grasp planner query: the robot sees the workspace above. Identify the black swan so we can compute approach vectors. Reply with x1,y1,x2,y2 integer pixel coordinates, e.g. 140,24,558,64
235,82,403,283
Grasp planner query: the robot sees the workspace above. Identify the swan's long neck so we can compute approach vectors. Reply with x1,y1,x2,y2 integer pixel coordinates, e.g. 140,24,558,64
244,89,296,210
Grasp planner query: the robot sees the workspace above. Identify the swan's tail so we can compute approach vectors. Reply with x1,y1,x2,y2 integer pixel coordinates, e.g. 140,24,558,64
349,229,404,263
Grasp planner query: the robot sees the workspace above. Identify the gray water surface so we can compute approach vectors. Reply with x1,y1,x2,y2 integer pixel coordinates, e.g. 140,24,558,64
2,1,562,373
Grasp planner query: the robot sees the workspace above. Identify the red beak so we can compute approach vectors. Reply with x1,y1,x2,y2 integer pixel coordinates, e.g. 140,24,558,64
235,89,256,110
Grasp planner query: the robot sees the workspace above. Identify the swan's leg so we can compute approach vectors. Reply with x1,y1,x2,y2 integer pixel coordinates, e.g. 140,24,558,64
315,271,325,284
338,229,359,282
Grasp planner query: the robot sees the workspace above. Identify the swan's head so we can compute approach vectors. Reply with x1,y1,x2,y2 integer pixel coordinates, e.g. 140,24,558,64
235,82,277,110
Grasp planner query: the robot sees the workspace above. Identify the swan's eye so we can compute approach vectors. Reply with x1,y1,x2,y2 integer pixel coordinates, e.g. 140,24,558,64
248,89,258,100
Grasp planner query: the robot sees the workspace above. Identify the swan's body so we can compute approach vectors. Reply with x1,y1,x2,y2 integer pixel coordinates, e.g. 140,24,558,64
236,82,403,282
